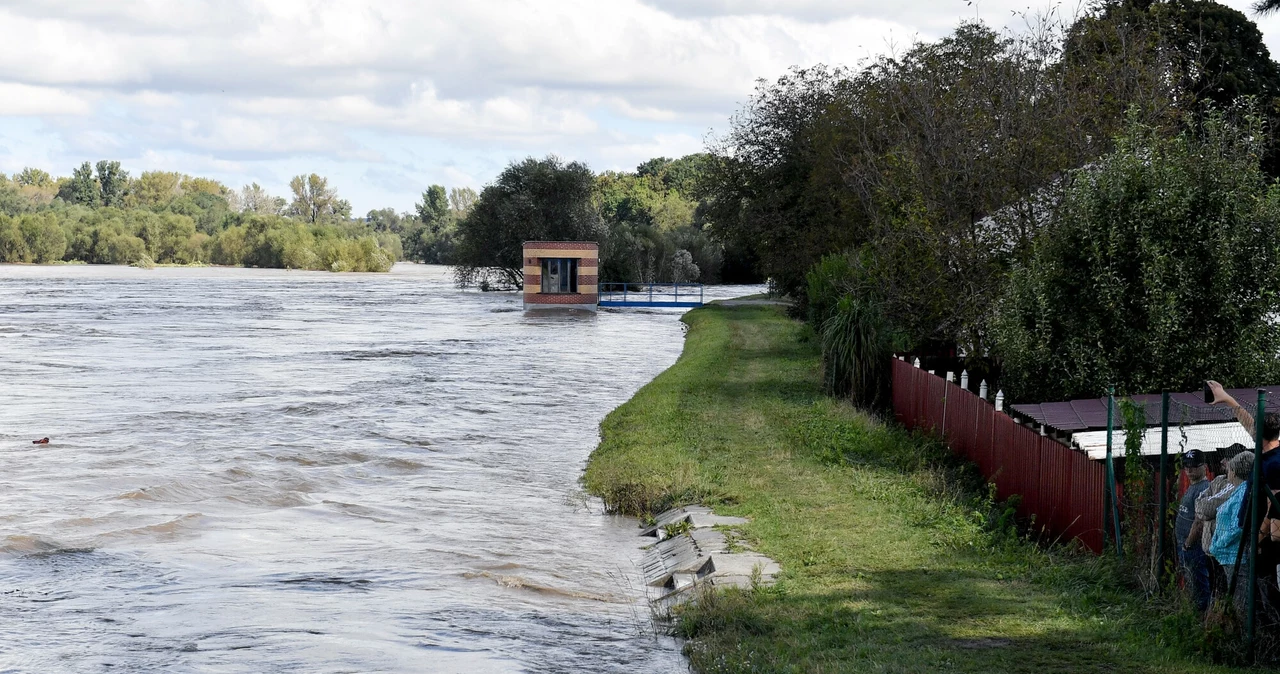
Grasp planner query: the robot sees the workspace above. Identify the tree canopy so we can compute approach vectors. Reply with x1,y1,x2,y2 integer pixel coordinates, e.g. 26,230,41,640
994,112,1280,400
453,156,602,289
700,0,1280,404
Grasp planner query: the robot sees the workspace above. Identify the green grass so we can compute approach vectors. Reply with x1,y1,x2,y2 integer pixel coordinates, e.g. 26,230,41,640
584,303,1247,674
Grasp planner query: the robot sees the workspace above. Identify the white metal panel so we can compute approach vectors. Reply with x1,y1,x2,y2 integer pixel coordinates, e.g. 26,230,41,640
1072,422,1254,461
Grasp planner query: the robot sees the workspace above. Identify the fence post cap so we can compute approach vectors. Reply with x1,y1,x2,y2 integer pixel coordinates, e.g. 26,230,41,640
946,371,955,383
913,357,921,368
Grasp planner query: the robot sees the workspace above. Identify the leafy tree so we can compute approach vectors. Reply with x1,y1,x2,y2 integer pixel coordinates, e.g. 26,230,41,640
14,168,52,188
594,165,719,283
1091,0,1280,108
636,157,672,179
448,187,478,215
994,111,1280,401
401,186,456,263
18,213,66,262
236,182,283,215
288,174,340,224
95,161,130,208
106,235,148,265
453,156,602,288
1077,1,1280,171
183,176,228,197
132,171,184,207
415,185,450,226
366,207,407,233
670,249,699,283
0,215,30,262
58,162,100,207
0,177,27,216
700,64,861,297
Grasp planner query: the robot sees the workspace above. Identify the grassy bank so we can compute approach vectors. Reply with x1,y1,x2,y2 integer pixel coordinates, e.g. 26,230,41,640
584,303,1242,674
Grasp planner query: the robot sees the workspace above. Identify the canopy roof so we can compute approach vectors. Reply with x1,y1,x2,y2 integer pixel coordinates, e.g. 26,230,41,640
1009,387,1280,435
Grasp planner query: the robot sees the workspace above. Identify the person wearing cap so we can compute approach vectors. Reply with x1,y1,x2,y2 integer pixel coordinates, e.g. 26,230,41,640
1177,449,1213,611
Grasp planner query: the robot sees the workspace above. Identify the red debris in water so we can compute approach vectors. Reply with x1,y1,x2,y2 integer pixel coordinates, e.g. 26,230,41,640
32,437,49,444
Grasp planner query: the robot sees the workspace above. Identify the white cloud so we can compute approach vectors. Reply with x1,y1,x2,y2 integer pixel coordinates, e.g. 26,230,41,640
0,83,92,116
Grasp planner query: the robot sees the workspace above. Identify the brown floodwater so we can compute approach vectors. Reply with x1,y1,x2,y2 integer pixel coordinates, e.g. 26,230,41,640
0,263,760,673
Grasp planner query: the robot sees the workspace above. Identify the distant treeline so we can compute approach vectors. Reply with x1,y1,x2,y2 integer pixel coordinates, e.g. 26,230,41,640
0,165,399,271
0,156,756,283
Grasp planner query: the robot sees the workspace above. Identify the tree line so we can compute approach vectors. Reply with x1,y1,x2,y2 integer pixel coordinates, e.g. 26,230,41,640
0,153,751,285
0,164,401,271
689,0,1280,404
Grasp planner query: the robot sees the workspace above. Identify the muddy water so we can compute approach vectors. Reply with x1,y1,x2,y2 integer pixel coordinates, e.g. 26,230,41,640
0,264,759,673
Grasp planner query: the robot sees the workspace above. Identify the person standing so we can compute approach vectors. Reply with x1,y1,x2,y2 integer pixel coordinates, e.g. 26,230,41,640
1192,450,1253,603
1177,449,1213,611
1206,381,1280,490
1208,381,1280,622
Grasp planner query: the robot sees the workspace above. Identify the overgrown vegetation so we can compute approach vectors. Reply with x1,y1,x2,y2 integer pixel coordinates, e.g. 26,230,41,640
585,303,1246,672
994,111,1280,401
700,0,1280,402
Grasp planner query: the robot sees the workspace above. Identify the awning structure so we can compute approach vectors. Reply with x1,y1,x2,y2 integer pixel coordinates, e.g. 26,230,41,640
1070,422,1253,461
1010,386,1280,436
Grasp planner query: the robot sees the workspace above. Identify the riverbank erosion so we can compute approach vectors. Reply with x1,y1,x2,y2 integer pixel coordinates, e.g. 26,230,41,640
583,303,1243,673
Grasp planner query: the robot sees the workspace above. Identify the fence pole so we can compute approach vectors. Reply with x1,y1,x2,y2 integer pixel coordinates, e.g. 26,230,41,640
1248,389,1266,662
941,378,949,438
1159,391,1169,586
1106,388,1122,556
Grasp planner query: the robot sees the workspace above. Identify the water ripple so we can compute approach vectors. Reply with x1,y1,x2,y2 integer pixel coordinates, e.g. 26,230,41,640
0,263,758,672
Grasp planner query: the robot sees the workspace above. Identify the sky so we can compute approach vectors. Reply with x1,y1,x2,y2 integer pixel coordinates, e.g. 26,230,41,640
1,0,1279,214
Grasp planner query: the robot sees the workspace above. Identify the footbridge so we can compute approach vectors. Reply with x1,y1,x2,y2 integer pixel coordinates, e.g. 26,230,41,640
598,282,704,308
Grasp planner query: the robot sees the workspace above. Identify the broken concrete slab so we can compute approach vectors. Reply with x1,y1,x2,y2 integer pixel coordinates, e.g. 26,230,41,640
640,505,750,539
636,504,780,610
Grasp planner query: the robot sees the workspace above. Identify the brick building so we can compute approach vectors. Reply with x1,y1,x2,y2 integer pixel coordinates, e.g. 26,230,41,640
522,241,599,311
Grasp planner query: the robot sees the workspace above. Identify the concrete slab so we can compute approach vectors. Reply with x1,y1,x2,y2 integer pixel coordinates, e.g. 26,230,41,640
636,504,780,608
640,505,750,538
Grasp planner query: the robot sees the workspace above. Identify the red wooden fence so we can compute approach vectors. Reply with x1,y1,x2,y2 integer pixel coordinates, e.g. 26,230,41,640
891,359,1106,553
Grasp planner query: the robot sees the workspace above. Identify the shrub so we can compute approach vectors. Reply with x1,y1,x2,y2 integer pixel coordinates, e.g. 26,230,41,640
994,110,1280,401
805,252,857,326
0,215,31,262
18,214,66,263
820,296,894,408
104,234,148,265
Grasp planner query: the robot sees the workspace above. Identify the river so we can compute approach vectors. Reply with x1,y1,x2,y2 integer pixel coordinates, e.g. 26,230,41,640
0,263,760,673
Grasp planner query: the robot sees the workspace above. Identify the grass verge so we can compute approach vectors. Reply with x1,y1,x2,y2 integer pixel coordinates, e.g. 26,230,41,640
584,303,1245,674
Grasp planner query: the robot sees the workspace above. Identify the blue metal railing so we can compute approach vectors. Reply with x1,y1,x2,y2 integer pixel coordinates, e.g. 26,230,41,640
598,282,704,308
